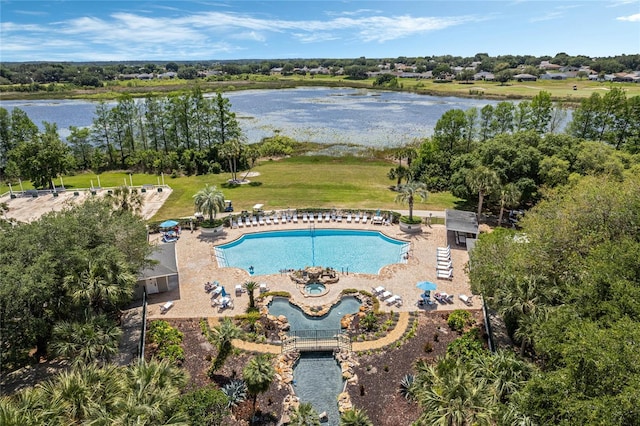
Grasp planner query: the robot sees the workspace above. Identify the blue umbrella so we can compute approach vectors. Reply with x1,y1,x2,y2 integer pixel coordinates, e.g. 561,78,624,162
160,219,179,228
221,286,227,297
416,281,437,291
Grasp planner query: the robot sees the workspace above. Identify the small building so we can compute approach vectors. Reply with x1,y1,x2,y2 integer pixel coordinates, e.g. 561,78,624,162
474,71,495,81
445,209,479,246
135,242,179,298
540,73,567,80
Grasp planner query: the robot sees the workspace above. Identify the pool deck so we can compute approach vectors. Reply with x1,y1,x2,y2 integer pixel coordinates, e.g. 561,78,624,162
147,219,474,319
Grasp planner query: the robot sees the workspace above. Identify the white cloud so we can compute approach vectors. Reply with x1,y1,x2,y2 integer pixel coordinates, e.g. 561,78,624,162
617,13,640,21
530,11,563,22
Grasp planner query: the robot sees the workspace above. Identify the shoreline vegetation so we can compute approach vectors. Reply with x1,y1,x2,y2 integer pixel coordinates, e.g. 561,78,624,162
2,75,640,104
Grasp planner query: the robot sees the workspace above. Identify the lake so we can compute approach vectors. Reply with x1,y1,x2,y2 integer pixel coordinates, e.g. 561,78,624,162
0,87,503,149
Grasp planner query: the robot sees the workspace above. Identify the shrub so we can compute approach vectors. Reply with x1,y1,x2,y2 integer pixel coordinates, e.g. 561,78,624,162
157,343,185,364
423,342,433,353
148,320,183,345
447,309,474,332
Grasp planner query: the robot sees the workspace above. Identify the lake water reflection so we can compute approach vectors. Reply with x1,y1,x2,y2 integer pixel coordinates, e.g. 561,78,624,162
1,87,503,148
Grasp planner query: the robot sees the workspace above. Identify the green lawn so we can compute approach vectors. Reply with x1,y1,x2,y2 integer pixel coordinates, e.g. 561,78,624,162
1,156,460,221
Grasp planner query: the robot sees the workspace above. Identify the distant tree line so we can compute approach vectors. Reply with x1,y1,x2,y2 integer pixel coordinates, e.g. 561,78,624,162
1,52,638,89
395,88,640,215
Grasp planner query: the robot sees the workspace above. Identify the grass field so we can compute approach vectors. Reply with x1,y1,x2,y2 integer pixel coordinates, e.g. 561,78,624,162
0,156,461,221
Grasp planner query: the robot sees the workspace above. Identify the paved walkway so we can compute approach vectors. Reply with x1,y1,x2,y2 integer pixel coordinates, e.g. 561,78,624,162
221,312,411,354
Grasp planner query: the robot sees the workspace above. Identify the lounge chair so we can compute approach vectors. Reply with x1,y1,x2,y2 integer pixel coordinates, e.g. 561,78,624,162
237,219,244,228
292,213,298,223
235,284,244,296
362,213,368,224
459,294,473,305
379,290,392,300
273,215,279,225
437,253,451,262
354,212,360,223
438,245,451,253
302,213,308,223
160,300,174,314
324,212,331,222
309,213,314,223
346,213,352,223
386,295,400,305
259,283,269,293
317,212,323,222
373,286,385,295
436,269,453,280
437,261,453,269
336,214,342,222
258,216,265,225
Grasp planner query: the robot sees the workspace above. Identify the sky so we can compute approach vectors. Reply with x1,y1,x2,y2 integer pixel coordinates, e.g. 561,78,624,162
0,0,639,62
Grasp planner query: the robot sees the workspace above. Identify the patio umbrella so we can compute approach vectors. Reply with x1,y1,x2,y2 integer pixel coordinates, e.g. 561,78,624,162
160,219,179,229
221,286,227,297
416,281,438,292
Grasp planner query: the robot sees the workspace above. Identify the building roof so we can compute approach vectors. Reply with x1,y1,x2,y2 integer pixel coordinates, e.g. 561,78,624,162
139,242,178,280
445,209,479,236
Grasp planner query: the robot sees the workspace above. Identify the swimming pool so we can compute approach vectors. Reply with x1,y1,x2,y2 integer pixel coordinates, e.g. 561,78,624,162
214,229,409,275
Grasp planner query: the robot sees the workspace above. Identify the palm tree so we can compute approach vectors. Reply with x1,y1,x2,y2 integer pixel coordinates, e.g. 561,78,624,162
107,185,143,214
64,257,134,314
243,354,275,425
395,181,429,222
243,281,259,310
498,183,522,226
471,350,532,403
193,184,225,223
211,318,241,372
413,361,496,426
387,165,410,190
289,402,320,426
340,408,373,426
495,275,555,355
466,166,500,218
50,314,123,366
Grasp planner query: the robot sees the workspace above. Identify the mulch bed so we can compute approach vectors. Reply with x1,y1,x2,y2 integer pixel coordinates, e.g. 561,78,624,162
162,309,485,425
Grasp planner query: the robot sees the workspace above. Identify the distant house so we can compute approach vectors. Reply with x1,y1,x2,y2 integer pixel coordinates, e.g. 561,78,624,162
270,67,284,75
474,71,495,81
513,73,538,82
137,73,154,80
539,61,562,70
158,72,177,79
540,73,567,80
136,242,179,298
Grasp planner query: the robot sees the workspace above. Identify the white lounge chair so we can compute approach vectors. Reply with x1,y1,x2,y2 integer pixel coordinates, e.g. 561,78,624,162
437,269,453,280
379,290,392,300
259,283,269,293
438,245,451,253
373,286,385,295
237,219,244,228
235,284,244,296
325,212,331,222
354,212,360,223
362,213,368,224
293,213,298,223
317,212,323,221
346,214,352,223
437,261,453,269
309,213,314,223
266,216,273,225
386,295,400,305
302,213,308,223
459,294,473,305
273,215,279,225
336,214,342,222
160,300,174,314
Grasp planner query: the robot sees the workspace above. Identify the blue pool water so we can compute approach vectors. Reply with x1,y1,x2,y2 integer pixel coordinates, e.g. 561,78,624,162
294,352,343,426
214,229,409,275
269,297,361,426
268,296,361,332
